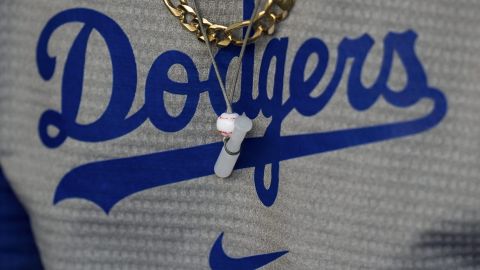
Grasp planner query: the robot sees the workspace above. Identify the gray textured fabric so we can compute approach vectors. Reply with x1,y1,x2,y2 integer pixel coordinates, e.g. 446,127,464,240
1,0,480,269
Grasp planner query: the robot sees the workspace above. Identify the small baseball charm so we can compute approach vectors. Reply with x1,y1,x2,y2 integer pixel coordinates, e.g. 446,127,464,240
214,113,253,178
216,112,239,137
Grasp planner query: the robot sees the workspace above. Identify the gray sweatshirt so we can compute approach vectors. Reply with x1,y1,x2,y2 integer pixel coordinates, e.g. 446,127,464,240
1,0,479,269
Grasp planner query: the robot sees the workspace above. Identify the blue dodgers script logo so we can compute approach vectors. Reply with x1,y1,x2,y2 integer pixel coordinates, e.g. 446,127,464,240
37,2,447,268
37,7,447,212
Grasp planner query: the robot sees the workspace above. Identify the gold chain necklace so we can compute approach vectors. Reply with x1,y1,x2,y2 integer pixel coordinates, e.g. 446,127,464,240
163,0,295,47
163,0,295,178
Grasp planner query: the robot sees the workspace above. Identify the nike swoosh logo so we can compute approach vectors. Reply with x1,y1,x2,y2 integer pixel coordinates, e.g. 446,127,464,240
209,233,288,270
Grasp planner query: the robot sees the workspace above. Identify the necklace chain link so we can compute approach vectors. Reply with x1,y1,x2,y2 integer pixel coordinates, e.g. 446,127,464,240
163,0,295,47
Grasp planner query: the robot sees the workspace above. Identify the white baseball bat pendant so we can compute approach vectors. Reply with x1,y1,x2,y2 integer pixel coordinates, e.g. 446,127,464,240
214,113,253,178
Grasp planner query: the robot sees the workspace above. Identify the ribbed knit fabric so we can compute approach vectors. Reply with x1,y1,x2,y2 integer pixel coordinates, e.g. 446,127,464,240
1,1,480,269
